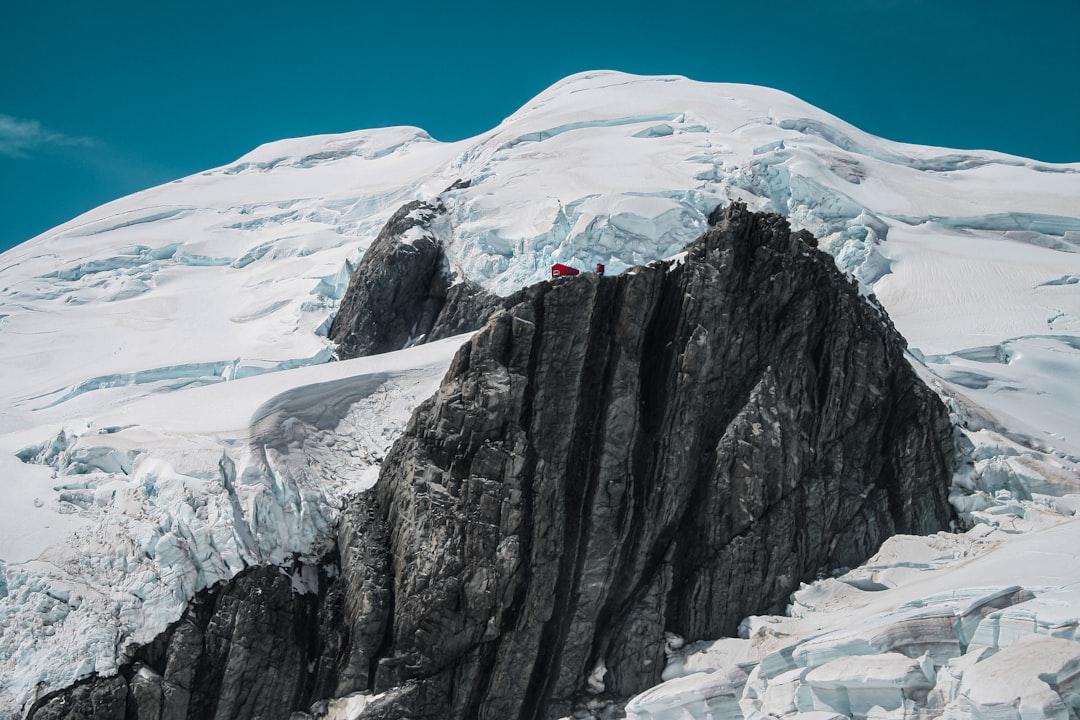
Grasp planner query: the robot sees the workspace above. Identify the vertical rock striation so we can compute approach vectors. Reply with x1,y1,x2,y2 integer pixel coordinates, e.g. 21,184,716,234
343,203,956,719
27,204,956,720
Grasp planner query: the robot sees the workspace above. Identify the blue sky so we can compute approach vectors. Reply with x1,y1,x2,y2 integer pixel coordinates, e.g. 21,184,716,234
2,0,1077,254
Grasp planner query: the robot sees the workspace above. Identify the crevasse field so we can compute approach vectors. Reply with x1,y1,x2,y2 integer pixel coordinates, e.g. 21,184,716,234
1,71,1079,719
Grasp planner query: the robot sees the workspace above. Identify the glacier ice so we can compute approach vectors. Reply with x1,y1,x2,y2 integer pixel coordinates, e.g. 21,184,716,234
626,521,1080,720
0,340,460,714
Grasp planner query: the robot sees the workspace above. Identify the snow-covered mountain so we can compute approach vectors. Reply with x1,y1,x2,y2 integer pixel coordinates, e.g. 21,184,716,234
1,71,1079,719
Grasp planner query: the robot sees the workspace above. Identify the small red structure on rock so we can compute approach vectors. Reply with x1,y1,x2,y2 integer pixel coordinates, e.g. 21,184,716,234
551,263,580,278
551,263,606,278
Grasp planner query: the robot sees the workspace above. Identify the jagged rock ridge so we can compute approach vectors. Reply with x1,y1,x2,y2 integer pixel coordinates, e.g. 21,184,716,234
27,204,956,720
339,203,956,719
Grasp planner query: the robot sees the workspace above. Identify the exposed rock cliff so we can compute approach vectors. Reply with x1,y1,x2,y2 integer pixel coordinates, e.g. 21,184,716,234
328,199,498,359
28,204,956,720
27,563,339,720
339,203,956,719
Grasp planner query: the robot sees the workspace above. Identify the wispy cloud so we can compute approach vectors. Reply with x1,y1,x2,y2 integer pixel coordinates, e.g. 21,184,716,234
0,114,95,158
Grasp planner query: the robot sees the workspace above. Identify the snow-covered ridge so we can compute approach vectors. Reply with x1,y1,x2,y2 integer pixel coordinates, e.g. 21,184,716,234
4,72,1078,429
1,70,1079,717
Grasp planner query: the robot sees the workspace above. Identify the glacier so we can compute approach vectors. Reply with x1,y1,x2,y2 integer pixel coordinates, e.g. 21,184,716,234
1,70,1079,718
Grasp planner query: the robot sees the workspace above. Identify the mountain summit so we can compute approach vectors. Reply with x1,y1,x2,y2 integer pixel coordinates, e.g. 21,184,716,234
1,72,1079,719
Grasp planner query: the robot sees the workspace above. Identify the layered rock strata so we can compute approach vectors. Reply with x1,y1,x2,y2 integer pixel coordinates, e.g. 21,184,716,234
29,204,956,720
340,203,956,719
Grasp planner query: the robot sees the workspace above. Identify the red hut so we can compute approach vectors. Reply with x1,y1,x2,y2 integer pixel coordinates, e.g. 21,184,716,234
551,263,580,278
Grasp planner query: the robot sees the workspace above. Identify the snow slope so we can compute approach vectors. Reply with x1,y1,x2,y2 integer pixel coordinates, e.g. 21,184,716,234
1,71,1079,718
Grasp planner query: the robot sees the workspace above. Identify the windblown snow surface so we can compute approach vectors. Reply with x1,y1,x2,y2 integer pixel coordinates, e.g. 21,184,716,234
1,71,1079,719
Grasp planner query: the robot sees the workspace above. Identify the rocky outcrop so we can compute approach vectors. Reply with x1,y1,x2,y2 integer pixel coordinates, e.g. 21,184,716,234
30,205,956,720
27,563,340,720
328,200,498,359
26,677,128,720
341,203,957,719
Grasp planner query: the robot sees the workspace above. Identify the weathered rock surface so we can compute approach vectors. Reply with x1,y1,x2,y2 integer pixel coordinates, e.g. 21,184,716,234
26,676,128,720
343,202,956,719
30,204,956,720
328,200,498,359
27,563,339,720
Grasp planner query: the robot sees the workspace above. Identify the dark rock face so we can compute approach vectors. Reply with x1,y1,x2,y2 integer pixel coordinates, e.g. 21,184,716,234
343,203,956,719
28,564,340,720
328,200,498,359
30,204,956,720
27,676,128,720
